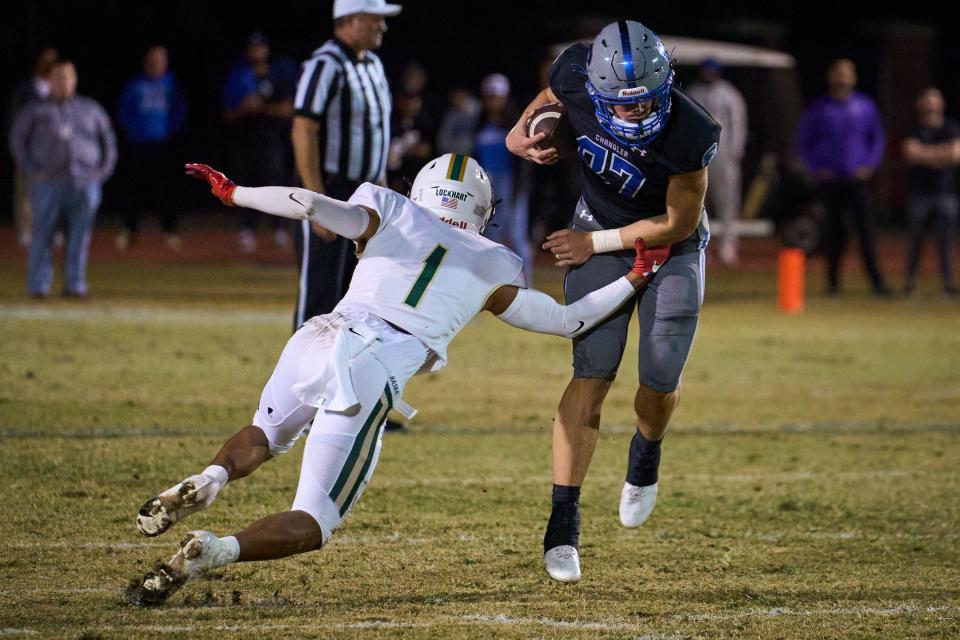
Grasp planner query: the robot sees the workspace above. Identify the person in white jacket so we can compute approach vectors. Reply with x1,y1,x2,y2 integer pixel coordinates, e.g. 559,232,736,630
687,58,748,266
125,153,672,606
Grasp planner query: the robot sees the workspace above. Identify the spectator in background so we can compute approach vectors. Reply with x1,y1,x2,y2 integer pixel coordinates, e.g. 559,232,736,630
797,58,891,296
387,88,434,193
436,87,480,155
116,45,187,250
9,60,116,298
6,47,58,248
472,73,533,283
223,32,297,252
902,87,960,298
397,60,442,125
687,58,747,267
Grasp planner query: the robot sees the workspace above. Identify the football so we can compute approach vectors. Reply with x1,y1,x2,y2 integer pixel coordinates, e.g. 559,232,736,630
525,101,575,156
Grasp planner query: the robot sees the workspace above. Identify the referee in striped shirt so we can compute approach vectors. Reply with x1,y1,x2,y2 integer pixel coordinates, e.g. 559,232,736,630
291,0,401,329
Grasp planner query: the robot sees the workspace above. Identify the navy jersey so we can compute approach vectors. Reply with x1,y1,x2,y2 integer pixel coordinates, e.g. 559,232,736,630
550,43,721,230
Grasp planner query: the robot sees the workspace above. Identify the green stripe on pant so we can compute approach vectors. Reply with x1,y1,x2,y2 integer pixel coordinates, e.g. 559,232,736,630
329,383,394,516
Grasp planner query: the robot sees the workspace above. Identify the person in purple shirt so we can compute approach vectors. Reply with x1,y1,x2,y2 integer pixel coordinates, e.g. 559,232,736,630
797,58,891,296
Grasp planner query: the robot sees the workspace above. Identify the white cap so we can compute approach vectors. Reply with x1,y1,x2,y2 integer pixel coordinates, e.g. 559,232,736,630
333,0,402,19
481,73,510,98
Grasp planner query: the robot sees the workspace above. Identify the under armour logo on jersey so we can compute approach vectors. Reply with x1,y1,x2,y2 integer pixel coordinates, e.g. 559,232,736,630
577,209,595,223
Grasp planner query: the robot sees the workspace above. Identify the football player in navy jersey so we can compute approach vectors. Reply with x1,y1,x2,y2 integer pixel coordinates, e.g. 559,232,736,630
506,20,721,582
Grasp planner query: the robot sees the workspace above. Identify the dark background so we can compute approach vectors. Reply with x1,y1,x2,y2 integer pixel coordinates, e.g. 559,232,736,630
2,2,958,223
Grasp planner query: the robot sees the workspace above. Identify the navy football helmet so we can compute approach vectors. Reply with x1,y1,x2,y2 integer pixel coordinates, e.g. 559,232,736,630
585,20,674,148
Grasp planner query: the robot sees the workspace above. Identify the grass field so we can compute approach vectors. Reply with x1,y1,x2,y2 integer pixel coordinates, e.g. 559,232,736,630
1,249,959,638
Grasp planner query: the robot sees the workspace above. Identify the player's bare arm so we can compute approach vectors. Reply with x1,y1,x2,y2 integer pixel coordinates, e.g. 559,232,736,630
292,115,337,241
542,167,707,267
506,87,561,165
185,163,381,241
484,238,668,336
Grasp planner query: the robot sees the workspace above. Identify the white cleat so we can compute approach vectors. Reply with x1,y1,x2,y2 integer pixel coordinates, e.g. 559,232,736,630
619,481,659,528
137,474,220,537
544,545,581,583
125,530,235,606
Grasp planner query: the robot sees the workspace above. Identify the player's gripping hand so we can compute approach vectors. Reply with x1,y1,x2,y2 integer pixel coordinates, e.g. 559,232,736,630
185,163,237,206
631,238,671,279
542,229,593,267
505,127,559,166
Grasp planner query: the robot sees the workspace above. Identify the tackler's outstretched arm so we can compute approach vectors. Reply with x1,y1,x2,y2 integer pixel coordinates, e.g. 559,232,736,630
184,163,380,241
486,238,670,338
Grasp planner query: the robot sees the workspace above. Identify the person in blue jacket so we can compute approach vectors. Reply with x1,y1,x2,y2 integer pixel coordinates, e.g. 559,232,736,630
116,45,187,249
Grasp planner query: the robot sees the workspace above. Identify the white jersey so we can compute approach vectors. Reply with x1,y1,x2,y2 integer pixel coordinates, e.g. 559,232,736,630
335,183,524,371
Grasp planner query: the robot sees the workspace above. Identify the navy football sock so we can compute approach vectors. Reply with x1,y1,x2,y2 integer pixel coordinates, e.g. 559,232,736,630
626,430,662,487
544,485,581,552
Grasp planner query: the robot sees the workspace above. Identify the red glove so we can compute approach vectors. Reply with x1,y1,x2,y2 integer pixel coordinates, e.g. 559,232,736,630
185,163,237,206
631,238,671,279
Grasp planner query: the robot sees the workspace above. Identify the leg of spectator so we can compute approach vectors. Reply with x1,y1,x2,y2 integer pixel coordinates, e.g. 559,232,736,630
850,180,888,293
936,195,959,292
63,183,101,296
157,142,179,236
14,170,33,248
904,195,929,292
120,144,142,245
26,182,62,297
820,181,847,293
710,158,741,267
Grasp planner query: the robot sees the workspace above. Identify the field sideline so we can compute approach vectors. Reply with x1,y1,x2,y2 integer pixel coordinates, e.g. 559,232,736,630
1,241,958,638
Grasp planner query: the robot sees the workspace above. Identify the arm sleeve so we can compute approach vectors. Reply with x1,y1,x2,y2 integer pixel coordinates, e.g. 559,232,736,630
496,277,634,338
232,186,370,239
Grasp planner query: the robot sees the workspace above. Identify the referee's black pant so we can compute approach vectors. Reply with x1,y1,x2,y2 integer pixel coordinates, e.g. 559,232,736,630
292,177,362,331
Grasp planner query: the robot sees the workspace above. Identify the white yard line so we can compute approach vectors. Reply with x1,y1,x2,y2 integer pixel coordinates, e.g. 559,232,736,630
678,604,958,621
457,614,660,634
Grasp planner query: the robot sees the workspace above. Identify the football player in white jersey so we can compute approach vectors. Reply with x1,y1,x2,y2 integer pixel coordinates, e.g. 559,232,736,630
126,153,670,605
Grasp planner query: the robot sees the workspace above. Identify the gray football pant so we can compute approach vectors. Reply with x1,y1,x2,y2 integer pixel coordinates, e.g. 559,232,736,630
564,214,706,392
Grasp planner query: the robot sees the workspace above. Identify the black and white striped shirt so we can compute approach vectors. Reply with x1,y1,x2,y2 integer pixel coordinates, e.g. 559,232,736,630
294,39,391,185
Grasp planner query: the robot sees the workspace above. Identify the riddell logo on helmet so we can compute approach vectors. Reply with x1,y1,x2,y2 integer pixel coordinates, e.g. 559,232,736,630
618,86,648,98
440,217,468,229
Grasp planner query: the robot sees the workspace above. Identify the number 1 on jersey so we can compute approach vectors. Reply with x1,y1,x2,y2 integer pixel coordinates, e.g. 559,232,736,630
404,244,447,308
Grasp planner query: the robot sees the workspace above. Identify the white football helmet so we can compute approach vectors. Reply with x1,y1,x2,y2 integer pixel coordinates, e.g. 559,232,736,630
409,153,494,233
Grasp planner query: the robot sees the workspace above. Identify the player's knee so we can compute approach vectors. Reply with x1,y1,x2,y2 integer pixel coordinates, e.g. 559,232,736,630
291,494,341,545
635,380,681,405
559,377,613,425
252,406,313,456
637,372,681,395
634,381,681,439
